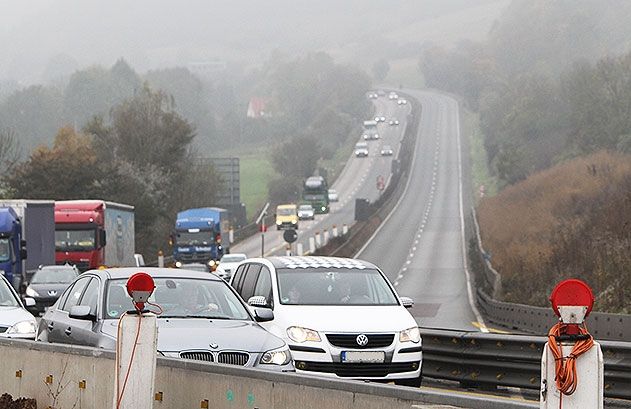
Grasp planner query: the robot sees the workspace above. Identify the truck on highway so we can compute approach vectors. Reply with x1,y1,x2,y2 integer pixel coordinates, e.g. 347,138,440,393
172,207,229,269
55,200,135,271
303,176,329,214
275,204,298,230
0,200,55,290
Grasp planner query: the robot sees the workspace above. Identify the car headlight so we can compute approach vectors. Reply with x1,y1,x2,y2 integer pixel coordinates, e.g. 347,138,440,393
25,287,39,297
287,326,321,343
276,220,282,225
260,345,292,365
175,261,182,268
7,320,37,335
291,219,297,224
321,206,326,211
208,260,216,267
399,326,421,343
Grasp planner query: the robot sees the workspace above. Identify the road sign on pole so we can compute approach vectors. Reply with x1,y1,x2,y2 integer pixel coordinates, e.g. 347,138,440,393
283,229,298,244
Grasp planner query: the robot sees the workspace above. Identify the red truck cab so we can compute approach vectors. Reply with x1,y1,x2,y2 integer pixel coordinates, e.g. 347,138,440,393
55,200,135,272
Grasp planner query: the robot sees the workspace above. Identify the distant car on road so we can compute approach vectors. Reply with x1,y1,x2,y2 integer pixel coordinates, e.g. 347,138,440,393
276,204,299,231
388,92,399,100
354,142,369,157
25,264,79,315
230,256,422,386
380,146,394,156
367,92,378,99
374,116,386,123
297,204,315,220
389,119,399,126
37,267,293,371
397,99,408,105
0,274,37,340
362,131,380,140
328,189,339,202
215,253,248,281
377,90,386,97
175,262,209,272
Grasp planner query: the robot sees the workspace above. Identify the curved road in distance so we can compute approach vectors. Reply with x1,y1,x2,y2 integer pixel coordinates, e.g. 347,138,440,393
233,97,411,258
356,90,485,332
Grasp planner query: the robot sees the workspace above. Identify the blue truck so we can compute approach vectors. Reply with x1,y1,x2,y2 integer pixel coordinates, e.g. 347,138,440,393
172,207,230,269
0,200,55,290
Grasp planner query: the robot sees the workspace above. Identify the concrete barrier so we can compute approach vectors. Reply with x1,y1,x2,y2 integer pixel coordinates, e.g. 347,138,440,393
0,338,537,409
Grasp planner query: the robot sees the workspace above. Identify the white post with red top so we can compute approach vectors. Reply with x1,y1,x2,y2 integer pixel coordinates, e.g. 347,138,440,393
113,273,158,409
540,279,603,409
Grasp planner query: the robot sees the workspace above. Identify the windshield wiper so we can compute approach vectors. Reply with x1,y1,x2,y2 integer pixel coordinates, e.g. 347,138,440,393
185,315,232,320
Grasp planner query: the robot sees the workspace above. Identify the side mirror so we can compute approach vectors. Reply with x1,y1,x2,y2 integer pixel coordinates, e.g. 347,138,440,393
253,307,274,322
23,297,36,307
400,296,414,309
20,248,27,260
100,230,107,246
69,305,95,321
248,296,268,308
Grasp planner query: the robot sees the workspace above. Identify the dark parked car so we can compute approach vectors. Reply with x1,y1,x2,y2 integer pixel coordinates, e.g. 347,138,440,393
25,264,79,315
37,267,293,371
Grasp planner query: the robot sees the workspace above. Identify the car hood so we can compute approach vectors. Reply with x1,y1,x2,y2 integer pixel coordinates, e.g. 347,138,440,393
273,305,416,333
217,262,240,271
0,306,35,327
30,283,70,295
102,318,285,353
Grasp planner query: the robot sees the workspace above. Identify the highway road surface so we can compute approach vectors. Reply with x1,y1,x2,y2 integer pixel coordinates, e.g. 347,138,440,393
232,97,411,258
357,90,484,332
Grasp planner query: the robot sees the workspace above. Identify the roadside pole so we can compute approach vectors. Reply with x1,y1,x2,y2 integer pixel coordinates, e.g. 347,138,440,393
255,203,270,258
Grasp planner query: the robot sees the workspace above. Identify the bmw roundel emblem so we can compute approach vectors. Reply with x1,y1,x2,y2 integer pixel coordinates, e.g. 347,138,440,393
209,343,219,349
356,334,369,347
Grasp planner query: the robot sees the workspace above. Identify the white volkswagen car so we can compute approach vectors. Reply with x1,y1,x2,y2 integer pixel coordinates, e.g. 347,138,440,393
229,256,422,386
0,274,37,339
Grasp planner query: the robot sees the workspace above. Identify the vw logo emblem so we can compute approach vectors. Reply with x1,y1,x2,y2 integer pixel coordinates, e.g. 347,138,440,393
48,290,57,296
209,343,219,349
356,334,369,347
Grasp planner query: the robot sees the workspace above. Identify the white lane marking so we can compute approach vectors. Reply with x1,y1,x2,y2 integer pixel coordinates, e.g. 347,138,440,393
454,100,488,333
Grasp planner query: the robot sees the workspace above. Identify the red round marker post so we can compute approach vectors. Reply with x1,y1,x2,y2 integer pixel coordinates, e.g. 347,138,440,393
126,272,155,311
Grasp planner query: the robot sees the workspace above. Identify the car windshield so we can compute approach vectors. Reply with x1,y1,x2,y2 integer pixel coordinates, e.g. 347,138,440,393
220,255,246,263
277,208,295,216
383,146,392,150
0,238,10,263
175,230,214,246
31,268,77,284
105,277,251,320
0,279,19,307
277,268,399,306
55,229,96,251
299,205,313,211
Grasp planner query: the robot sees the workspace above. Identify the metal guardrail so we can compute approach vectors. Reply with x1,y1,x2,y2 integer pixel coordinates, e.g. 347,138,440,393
470,207,631,342
420,327,631,400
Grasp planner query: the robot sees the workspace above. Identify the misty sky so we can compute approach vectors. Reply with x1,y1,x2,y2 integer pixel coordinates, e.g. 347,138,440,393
1,0,507,84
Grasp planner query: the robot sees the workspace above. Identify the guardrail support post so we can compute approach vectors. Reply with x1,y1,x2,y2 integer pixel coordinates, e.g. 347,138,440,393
157,250,164,268
323,229,329,246
332,225,338,237
315,232,321,248
342,224,348,235
297,243,304,256
229,228,234,244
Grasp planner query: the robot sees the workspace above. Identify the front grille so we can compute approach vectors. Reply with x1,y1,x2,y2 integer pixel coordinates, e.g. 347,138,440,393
180,351,214,362
0,326,8,334
179,252,211,263
218,352,249,366
295,361,420,377
326,333,395,349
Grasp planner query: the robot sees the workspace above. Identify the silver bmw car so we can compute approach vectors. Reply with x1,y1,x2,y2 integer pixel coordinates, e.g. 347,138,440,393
37,267,293,371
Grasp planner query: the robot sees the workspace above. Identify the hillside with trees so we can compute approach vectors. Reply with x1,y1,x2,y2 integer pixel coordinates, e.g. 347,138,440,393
419,0,631,311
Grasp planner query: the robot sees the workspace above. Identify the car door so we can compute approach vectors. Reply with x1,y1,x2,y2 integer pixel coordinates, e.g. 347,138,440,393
66,277,101,346
44,276,91,344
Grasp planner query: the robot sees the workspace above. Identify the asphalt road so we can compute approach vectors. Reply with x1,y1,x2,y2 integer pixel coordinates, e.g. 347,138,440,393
233,97,411,258
356,90,484,332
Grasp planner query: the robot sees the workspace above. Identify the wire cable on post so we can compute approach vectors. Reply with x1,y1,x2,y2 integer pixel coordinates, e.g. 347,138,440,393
547,321,594,396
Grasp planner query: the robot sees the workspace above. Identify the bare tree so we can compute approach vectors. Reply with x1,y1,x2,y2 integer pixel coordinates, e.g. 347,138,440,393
0,128,21,174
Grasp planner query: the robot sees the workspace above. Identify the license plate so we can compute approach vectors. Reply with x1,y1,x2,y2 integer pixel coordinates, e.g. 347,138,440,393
341,351,385,363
